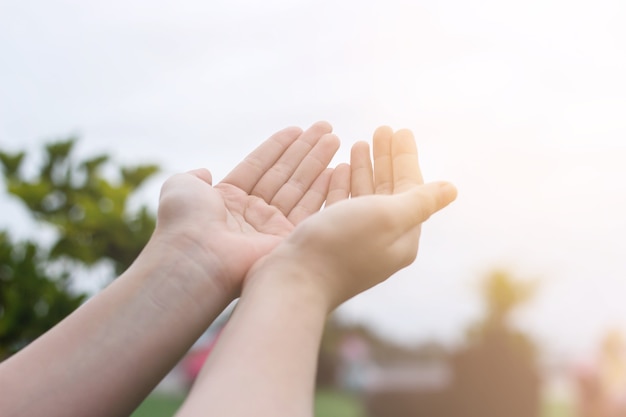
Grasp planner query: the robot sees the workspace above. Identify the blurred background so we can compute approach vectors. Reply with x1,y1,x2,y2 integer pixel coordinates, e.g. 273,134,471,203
1,0,625,416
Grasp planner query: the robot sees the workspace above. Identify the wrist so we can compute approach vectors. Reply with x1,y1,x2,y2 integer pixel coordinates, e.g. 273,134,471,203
243,247,333,314
242,248,332,314
136,230,238,312
244,241,351,313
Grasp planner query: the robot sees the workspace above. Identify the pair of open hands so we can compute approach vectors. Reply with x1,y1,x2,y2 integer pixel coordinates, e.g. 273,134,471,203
155,121,456,310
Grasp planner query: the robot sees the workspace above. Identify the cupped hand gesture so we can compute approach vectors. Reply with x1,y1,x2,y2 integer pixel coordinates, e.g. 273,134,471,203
155,122,350,296
261,127,457,310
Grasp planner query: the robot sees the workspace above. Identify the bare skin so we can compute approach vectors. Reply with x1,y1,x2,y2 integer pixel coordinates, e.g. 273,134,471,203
176,127,457,417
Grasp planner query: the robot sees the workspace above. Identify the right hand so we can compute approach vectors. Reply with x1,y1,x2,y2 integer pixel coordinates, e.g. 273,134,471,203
248,127,457,310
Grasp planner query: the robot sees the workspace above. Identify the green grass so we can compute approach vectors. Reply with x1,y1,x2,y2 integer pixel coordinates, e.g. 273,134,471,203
131,390,364,417
542,399,575,417
315,390,366,417
130,393,184,417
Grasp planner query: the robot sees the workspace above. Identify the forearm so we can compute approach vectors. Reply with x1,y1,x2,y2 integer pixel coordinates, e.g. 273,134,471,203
0,233,233,417
177,263,329,417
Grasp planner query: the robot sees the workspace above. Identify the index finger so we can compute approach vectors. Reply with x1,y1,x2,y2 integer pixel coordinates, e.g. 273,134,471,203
251,121,333,202
220,126,304,193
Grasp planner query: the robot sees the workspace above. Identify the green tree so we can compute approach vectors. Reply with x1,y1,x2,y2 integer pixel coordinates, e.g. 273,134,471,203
0,231,85,358
0,138,159,275
466,269,539,355
0,138,160,357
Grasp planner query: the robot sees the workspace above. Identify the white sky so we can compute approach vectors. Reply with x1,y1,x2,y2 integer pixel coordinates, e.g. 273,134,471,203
1,0,626,361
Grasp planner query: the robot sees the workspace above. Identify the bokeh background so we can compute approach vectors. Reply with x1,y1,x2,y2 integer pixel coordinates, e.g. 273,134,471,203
1,0,626,415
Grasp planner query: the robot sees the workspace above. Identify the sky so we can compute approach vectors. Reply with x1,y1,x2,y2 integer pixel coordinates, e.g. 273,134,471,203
1,0,626,361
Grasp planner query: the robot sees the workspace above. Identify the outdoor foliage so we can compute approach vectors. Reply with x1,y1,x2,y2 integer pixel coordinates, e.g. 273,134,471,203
0,138,159,275
466,269,539,358
0,138,160,357
0,232,85,358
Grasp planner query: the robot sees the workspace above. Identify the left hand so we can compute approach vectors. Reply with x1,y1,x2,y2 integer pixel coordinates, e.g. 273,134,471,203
153,122,350,297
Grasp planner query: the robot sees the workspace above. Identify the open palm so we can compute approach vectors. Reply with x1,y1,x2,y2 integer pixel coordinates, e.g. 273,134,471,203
156,122,349,296
254,127,457,309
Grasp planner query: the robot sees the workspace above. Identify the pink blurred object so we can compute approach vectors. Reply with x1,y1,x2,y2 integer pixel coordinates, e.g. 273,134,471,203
574,330,626,417
181,331,221,383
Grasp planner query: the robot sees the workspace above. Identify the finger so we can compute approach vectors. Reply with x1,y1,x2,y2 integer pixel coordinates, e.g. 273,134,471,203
270,132,340,215
188,168,213,185
325,163,351,206
252,121,333,202
287,168,334,225
373,126,394,194
350,141,374,197
393,182,458,229
220,126,303,192
391,129,423,193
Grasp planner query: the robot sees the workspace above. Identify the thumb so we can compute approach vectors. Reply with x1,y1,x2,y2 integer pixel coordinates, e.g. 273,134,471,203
188,168,213,185
393,181,457,228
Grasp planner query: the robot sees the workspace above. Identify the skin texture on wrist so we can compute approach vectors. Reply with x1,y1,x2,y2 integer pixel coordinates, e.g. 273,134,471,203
148,226,241,302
